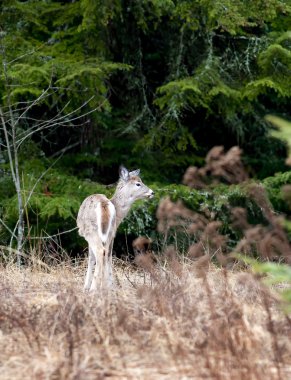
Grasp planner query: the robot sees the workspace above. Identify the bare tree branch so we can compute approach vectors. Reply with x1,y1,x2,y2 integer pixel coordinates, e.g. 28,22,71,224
0,217,17,239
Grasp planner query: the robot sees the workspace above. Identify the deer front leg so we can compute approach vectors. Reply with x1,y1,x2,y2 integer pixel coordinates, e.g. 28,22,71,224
104,240,115,288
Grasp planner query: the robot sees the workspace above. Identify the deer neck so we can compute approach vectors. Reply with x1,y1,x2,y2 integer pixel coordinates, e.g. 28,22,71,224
111,187,135,228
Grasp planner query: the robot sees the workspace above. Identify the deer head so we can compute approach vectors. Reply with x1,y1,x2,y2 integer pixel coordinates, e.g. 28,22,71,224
118,166,154,201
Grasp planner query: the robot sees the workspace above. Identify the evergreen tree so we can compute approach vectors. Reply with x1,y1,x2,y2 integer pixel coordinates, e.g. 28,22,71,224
1,0,291,254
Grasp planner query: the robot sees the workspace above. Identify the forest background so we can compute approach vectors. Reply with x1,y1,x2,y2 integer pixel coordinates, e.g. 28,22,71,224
0,0,291,259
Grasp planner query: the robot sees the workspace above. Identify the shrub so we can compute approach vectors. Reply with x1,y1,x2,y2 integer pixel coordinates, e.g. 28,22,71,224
263,171,291,214
1,155,290,259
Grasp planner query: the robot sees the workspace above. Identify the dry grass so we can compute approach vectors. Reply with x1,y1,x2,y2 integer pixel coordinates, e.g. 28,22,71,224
1,145,290,379
0,259,290,380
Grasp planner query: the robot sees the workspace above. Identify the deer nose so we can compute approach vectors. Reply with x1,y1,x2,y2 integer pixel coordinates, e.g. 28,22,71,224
146,189,154,199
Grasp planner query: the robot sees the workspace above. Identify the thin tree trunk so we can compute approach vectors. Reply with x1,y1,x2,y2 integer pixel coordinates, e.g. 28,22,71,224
0,107,24,266
14,150,24,266
1,43,25,265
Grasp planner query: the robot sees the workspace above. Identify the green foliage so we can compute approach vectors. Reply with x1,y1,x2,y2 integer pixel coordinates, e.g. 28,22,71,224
41,197,80,220
121,173,291,249
1,0,291,258
267,115,291,159
121,182,267,242
0,0,130,116
237,255,291,313
1,143,290,255
1,0,290,181
245,32,291,99
0,172,14,201
243,135,288,179
0,156,111,251
141,1,290,178
263,171,291,213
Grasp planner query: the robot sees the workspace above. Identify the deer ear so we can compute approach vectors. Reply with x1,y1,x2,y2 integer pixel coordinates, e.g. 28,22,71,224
119,166,130,181
129,169,140,177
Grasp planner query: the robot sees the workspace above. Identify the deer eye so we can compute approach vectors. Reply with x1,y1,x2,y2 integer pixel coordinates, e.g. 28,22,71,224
136,182,141,187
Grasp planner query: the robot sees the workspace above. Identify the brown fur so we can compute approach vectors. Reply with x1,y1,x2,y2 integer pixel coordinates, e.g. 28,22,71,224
100,200,110,236
132,237,152,256
129,175,140,181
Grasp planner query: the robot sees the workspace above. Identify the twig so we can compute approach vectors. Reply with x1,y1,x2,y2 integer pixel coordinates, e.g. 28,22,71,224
29,227,78,240
0,217,17,238
50,141,80,158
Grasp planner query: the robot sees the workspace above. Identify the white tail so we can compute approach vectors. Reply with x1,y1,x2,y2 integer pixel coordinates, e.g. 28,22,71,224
77,166,154,291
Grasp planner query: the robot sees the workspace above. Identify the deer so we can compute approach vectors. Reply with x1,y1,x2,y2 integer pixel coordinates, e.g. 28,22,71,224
77,166,154,292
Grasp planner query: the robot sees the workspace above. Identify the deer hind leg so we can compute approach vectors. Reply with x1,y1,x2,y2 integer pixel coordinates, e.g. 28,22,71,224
84,246,96,291
90,243,107,292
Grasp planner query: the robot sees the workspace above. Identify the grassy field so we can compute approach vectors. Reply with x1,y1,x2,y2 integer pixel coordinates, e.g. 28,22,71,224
0,258,290,380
